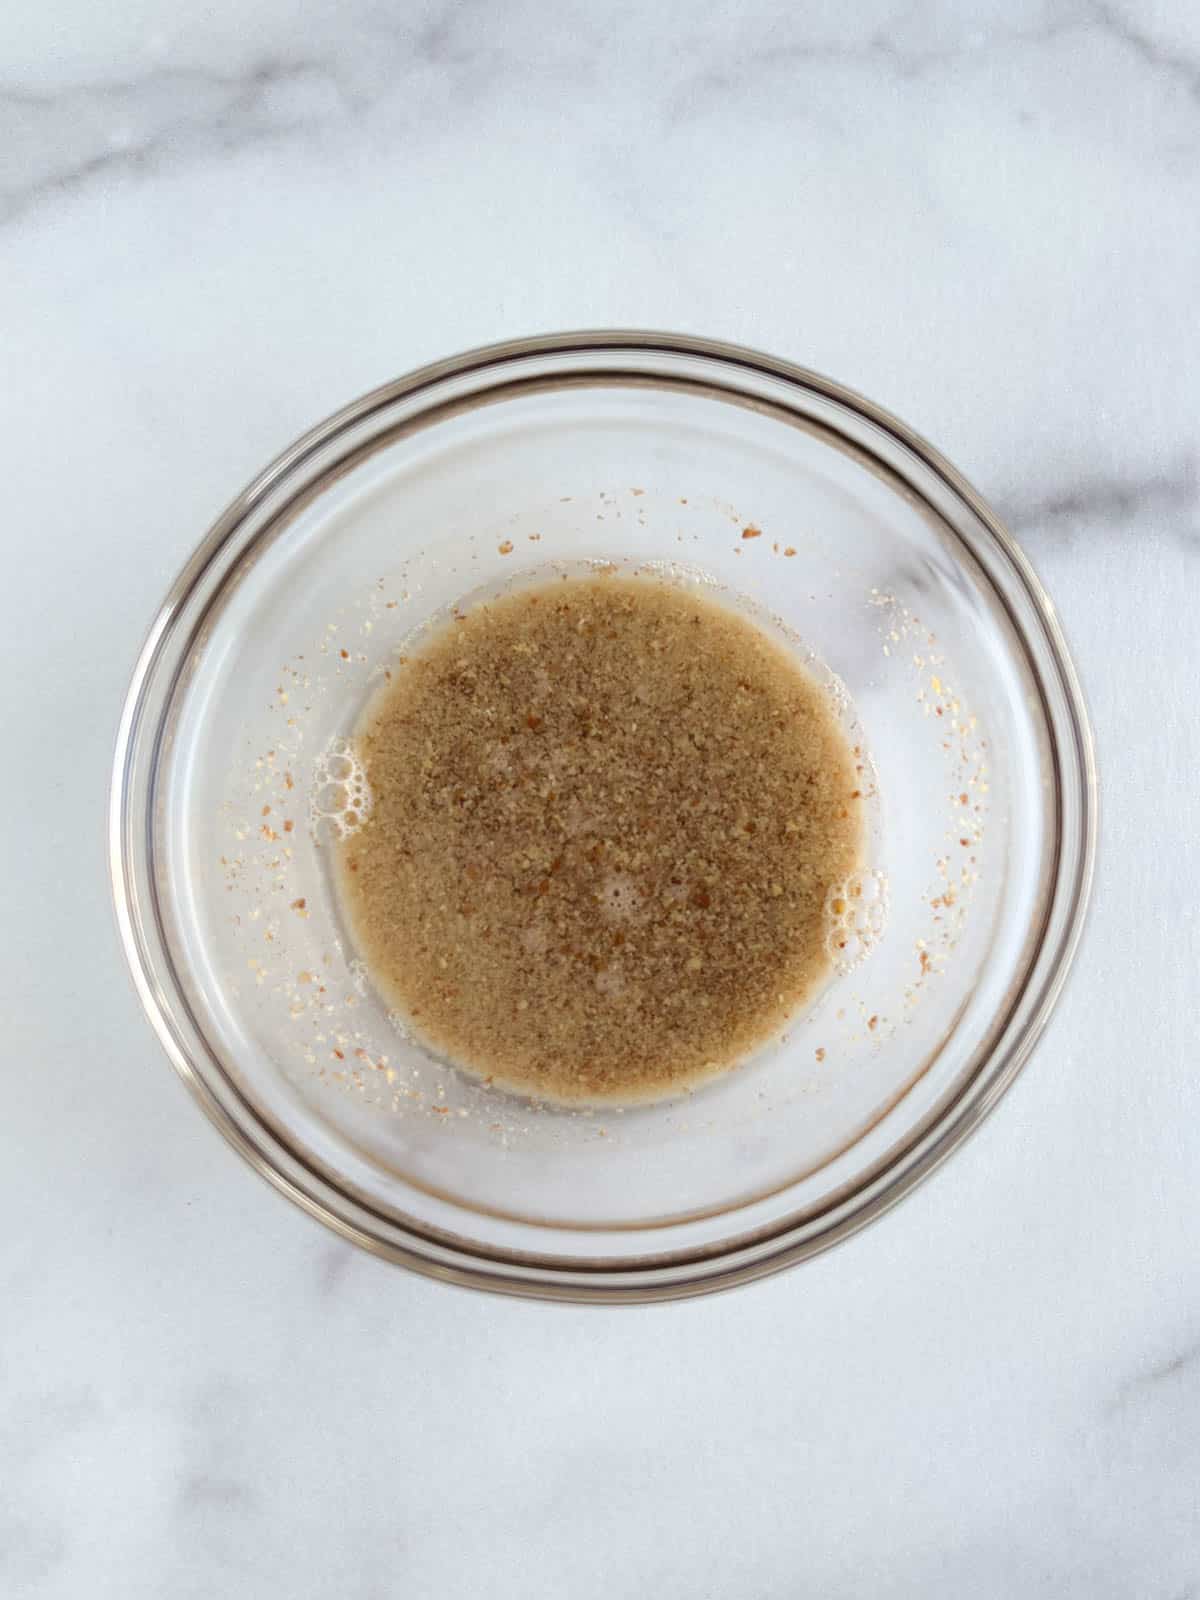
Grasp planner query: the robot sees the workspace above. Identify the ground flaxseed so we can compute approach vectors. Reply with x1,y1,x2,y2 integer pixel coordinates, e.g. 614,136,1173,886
335,575,863,1102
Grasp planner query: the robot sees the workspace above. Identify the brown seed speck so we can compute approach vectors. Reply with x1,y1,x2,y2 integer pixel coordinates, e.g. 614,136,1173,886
815,1047,826,1062
498,540,514,555
742,526,763,540
291,898,306,911
784,546,797,557
867,1015,879,1031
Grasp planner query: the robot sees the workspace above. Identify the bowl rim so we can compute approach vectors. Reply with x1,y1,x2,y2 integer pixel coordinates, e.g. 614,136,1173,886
109,329,1098,1303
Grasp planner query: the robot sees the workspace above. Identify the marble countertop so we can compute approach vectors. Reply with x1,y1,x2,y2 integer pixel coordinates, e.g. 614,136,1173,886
2,2,1198,1595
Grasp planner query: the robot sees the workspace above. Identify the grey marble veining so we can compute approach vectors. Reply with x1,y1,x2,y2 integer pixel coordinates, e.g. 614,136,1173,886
6,1,1200,220
1112,1321,1200,1392
1,62,357,221
2,1,1199,1596
1002,455,1199,541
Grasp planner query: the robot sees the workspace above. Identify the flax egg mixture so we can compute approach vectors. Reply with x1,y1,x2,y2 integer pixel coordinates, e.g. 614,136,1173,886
334,574,864,1102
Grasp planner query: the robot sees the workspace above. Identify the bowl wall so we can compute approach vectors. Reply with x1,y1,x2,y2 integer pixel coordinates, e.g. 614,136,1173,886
112,334,1095,1298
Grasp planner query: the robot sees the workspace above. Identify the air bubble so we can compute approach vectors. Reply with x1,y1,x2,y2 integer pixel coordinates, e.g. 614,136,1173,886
600,872,642,920
386,1009,413,1041
824,869,889,975
310,738,373,839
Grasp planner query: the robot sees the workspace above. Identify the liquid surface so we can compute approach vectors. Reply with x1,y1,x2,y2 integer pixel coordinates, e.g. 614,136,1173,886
336,575,863,1102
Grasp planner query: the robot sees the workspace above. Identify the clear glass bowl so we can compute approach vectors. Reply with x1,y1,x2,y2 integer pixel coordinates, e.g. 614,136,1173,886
110,332,1096,1301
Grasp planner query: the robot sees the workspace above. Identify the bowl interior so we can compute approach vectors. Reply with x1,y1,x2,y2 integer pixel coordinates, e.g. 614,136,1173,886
114,338,1092,1294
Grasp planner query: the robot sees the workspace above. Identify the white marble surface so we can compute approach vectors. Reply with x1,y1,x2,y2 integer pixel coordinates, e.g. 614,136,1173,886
2,2,1198,1594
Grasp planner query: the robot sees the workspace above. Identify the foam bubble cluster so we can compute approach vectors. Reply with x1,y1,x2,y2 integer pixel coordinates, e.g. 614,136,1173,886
824,869,888,974
309,738,373,839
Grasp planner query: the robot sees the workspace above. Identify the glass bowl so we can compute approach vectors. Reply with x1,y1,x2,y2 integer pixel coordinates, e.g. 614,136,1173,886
110,332,1096,1301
